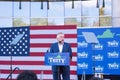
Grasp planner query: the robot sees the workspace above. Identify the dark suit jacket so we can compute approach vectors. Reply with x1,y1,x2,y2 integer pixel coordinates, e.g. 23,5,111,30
50,42,72,71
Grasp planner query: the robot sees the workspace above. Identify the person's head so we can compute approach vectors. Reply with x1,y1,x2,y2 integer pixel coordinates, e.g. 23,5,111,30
56,32,64,44
17,70,37,80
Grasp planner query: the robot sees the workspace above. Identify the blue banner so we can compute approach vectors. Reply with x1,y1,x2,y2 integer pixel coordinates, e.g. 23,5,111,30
45,53,70,66
77,27,120,75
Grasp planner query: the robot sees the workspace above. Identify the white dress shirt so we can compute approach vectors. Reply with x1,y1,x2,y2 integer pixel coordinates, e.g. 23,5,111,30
58,43,63,53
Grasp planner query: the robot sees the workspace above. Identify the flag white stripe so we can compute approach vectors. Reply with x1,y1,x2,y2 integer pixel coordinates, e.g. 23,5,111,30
0,56,77,61
30,48,77,52
0,65,51,70
0,65,76,71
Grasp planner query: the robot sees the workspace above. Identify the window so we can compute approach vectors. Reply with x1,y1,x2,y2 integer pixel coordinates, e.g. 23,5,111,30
0,0,112,27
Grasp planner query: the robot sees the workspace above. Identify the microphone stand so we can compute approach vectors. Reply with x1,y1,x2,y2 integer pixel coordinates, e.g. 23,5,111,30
91,43,95,75
5,44,20,80
91,43,103,80
9,44,15,80
6,67,20,80
7,33,24,80
58,66,60,80
8,45,20,80
82,32,99,80
91,43,96,77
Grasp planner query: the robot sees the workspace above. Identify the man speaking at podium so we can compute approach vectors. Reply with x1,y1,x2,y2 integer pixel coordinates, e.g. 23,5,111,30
49,32,72,80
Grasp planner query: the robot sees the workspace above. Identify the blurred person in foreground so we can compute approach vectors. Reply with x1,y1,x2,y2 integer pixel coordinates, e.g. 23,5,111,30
17,70,38,80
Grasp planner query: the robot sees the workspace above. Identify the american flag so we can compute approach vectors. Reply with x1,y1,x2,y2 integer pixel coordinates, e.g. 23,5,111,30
0,25,77,80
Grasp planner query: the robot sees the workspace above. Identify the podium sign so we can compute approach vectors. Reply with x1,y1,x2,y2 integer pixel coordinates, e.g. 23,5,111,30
45,53,70,66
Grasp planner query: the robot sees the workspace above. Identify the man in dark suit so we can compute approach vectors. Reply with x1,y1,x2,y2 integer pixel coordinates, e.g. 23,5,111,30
50,32,72,80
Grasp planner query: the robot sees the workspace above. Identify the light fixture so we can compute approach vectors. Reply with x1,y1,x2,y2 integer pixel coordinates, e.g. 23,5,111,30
41,0,43,9
19,0,22,9
96,0,99,8
47,0,49,9
102,0,105,8
72,0,74,9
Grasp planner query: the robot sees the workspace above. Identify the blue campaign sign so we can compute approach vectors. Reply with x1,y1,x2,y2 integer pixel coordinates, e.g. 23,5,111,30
45,52,70,66
77,27,120,75
77,50,93,74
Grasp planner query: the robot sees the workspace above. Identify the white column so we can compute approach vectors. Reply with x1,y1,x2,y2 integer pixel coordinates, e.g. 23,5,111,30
112,0,120,27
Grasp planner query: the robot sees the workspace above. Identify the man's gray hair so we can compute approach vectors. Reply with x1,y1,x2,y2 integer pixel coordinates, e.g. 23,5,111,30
56,32,64,38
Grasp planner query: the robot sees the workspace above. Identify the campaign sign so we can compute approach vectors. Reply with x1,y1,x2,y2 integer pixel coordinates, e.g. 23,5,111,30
77,27,120,75
45,53,70,66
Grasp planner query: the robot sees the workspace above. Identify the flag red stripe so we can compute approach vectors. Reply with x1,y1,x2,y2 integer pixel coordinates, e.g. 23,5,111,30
1,70,76,74
30,43,77,47
30,34,77,38
30,25,76,30
70,61,77,65
30,52,77,56
0,61,76,65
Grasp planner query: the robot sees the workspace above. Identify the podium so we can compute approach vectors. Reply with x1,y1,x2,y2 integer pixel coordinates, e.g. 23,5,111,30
45,52,70,80
45,52,70,66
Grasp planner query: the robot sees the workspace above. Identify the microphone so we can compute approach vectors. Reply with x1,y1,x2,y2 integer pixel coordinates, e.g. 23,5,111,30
59,39,64,44
59,41,62,44
46,48,50,53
